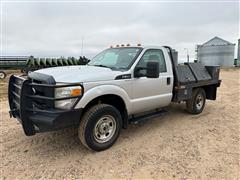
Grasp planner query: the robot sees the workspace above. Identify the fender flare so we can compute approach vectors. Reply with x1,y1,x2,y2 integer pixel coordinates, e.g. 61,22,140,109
75,84,132,113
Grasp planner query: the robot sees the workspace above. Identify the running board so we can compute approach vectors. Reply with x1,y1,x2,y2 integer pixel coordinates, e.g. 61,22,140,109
129,109,168,125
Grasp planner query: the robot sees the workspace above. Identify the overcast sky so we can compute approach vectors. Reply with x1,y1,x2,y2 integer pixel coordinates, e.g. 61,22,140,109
1,1,239,62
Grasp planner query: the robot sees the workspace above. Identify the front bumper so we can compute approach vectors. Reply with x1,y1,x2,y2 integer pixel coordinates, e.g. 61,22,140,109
8,74,84,136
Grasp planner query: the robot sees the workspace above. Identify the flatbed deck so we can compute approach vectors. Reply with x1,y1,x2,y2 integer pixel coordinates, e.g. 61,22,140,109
164,46,221,102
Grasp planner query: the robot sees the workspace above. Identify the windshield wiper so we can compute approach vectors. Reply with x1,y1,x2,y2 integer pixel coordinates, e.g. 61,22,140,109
92,64,118,70
93,64,110,68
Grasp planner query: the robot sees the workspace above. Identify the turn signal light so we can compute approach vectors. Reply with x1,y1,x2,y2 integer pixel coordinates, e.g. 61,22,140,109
71,88,82,96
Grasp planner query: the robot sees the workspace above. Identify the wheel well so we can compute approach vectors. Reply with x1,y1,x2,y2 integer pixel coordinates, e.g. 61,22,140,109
193,86,217,100
83,94,128,128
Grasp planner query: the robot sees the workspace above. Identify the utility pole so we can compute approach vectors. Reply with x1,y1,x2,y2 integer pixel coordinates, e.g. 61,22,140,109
184,48,190,63
81,37,84,56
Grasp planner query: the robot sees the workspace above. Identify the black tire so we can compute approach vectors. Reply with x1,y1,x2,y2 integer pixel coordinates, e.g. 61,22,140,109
79,104,122,151
0,71,6,79
186,88,206,114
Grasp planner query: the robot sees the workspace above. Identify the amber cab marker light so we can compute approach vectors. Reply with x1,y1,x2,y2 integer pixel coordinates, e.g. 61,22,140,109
121,44,125,47
126,44,130,46
110,45,113,48
137,43,141,46
71,88,82,96
116,44,120,47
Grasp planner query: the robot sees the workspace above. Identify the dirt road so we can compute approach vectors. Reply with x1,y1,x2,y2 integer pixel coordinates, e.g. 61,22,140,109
1,69,240,179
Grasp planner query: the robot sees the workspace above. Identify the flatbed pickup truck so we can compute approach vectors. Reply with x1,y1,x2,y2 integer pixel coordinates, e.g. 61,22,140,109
8,46,221,151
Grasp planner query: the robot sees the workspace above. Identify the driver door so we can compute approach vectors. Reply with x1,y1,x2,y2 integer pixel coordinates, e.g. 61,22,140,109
131,49,173,114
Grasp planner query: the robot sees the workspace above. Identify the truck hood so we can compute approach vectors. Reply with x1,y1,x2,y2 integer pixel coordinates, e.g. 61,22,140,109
34,65,122,83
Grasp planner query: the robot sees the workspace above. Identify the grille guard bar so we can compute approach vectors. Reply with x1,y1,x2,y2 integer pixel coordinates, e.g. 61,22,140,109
8,74,84,135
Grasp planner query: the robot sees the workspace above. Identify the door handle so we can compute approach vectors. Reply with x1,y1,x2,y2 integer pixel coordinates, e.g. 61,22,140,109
167,77,171,85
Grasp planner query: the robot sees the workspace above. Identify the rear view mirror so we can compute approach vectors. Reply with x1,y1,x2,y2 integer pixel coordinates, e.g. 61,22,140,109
146,61,159,78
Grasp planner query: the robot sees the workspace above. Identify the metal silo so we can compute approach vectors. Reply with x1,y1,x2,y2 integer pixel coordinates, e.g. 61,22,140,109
196,36,235,67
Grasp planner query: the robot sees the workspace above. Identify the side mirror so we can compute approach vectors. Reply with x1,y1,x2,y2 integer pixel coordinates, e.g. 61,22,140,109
146,61,159,78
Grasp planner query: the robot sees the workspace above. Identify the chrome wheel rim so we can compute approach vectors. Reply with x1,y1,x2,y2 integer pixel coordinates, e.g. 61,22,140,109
196,94,203,110
94,115,116,143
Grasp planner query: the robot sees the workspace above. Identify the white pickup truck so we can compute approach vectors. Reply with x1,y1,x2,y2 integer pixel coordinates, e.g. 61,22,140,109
8,45,221,151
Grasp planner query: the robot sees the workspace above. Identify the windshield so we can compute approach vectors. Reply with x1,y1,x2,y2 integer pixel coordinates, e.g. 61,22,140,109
88,47,142,70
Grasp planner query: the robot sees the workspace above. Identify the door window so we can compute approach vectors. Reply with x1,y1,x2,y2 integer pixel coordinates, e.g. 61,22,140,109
136,49,167,76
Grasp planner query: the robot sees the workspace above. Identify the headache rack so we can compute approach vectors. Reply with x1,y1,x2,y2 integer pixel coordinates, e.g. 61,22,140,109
8,74,84,135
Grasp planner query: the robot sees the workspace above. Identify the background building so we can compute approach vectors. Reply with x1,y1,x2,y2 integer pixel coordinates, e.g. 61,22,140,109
196,36,235,67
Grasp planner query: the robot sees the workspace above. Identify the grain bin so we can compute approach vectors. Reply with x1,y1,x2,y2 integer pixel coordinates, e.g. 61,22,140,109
196,36,235,67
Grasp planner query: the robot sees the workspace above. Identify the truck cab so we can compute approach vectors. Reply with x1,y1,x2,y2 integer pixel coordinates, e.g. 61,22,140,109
8,45,221,151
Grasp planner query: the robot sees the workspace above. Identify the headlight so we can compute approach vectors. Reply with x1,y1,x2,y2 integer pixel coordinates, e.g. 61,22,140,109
55,86,82,109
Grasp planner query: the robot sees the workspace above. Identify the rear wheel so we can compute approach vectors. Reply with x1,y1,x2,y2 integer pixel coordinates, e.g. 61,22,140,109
0,71,6,79
186,88,206,114
79,104,122,151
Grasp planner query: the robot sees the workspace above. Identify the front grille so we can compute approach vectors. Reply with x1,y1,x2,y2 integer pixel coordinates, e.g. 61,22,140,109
30,78,54,109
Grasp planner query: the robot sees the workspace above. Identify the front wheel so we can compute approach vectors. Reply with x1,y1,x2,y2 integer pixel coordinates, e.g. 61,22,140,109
186,88,206,114
78,104,122,151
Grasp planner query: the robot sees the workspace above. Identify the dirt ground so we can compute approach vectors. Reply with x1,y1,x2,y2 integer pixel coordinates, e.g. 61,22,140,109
0,69,240,179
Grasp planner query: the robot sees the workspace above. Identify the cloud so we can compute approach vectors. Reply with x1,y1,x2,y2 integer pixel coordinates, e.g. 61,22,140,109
2,1,239,62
